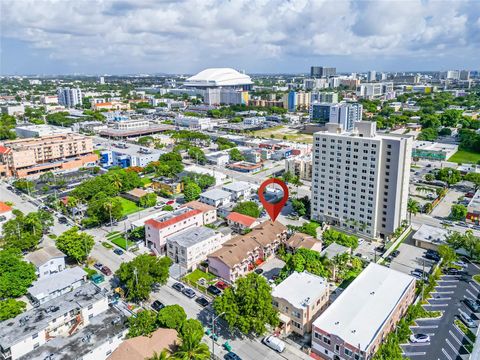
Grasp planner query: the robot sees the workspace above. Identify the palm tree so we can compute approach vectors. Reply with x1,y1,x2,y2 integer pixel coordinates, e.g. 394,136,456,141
290,175,303,199
148,350,172,360
407,198,420,223
108,173,123,191
173,341,210,360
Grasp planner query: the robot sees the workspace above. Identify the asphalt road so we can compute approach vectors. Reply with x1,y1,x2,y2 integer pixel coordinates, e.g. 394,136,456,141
401,262,480,360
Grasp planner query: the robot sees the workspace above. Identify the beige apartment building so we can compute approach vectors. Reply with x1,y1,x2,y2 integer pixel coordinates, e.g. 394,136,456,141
0,134,97,178
272,271,329,335
285,155,313,181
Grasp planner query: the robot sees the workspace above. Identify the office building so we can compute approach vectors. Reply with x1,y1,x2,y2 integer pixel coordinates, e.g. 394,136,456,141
1,105,25,116
0,134,96,178
412,141,458,161
467,190,480,224
311,92,338,104
99,76,105,84
311,263,415,360
446,70,460,80
40,95,58,104
329,102,363,131
460,70,471,81
283,91,311,112
272,271,329,335
310,103,333,124
166,226,230,270
311,67,336,78
413,224,449,251
367,70,376,82
57,87,82,107
99,142,163,168
175,116,213,130
311,122,412,240
15,125,71,138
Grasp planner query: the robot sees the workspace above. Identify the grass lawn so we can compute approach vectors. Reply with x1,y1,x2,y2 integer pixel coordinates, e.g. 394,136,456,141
110,235,136,250
253,125,313,144
184,269,217,285
140,177,152,186
448,149,480,164
114,196,142,216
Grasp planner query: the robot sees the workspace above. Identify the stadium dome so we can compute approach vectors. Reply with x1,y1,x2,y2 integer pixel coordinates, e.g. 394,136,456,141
184,68,253,87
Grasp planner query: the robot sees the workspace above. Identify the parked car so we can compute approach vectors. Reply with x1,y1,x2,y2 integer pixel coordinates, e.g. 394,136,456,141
94,263,103,270
465,299,480,313
262,336,286,353
375,246,386,254
358,238,365,246
172,282,185,292
182,288,196,299
6,186,13,191
391,250,400,258
254,268,264,275
424,252,440,262
409,333,430,343
154,203,163,209
113,248,124,256
166,200,175,205
58,216,68,224
151,300,165,312
207,285,222,296
101,266,112,276
195,297,210,307
453,260,468,268
459,310,477,328
215,281,229,290
224,352,242,360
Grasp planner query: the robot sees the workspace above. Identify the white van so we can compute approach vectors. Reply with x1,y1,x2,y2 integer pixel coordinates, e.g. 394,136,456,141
262,335,286,352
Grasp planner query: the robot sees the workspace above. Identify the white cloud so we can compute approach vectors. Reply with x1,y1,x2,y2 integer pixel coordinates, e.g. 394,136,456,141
1,0,479,73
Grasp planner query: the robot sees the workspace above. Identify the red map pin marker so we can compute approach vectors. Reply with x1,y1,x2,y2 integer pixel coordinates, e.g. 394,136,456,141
258,178,289,222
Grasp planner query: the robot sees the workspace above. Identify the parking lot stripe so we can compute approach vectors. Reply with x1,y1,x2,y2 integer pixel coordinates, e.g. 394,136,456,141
469,282,480,293
425,303,448,307
445,338,458,354
438,279,459,283
411,325,439,329
435,291,455,294
453,323,474,345
403,351,427,356
466,289,478,299
442,348,453,360
436,285,457,289
449,330,463,347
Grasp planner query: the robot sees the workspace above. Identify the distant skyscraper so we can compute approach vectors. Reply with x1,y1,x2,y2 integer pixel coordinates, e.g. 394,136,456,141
309,103,332,124
311,92,338,104
460,70,470,81
57,87,82,108
99,76,105,84
367,70,377,82
311,66,336,78
446,70,460,80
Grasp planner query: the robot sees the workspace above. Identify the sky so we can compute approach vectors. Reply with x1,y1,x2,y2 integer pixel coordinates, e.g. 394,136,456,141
1,0,479,75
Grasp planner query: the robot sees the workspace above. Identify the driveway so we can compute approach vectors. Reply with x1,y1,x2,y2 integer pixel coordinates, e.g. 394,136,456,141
257,257,286,280
431,188,465,218
401,262,480,360
389,243,434,276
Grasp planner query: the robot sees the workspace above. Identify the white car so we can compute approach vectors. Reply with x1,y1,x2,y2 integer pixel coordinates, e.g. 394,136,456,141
358,238,365,246
409,333,430,343
262,335,286,353
459,310,477,328
453,260,467,268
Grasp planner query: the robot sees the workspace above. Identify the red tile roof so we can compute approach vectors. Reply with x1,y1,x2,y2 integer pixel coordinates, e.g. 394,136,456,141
0,202,12,214
145,209,202,230
226,212,257,227
0,145,11,154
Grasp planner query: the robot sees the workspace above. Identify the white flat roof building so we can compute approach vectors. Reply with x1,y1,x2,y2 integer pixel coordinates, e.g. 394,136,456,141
15,125,72,138
412,140,458,161
312,263,416,359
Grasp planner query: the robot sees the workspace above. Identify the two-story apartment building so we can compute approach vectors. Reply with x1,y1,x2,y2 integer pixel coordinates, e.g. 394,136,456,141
25,246,66,279
199,189,232,208
221,181,255,201
226,212,259,234
272,271,330,335
207,221,287,282
166,226,230,270
181,201,217,225
0,283,115,360
311,263,416,360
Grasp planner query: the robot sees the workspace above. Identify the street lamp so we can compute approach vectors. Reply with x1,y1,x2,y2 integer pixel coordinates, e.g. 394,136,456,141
211,312,225,358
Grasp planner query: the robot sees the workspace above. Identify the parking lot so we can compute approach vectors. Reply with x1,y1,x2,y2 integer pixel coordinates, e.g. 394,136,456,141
401,262,480,360
389,243,434,276
256,257,286,281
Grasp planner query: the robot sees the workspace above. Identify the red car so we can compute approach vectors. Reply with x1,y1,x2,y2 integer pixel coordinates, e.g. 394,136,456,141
101,266,112,276
215,281,229,290
166,200,175,205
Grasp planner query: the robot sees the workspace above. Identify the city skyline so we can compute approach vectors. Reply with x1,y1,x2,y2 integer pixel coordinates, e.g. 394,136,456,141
1,0,480,75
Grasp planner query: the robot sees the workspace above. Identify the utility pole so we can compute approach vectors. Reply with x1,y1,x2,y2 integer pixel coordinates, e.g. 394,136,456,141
211,312,225,359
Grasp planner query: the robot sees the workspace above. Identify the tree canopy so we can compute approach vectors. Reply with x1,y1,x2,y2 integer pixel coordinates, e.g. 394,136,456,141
0,249,37,298
232,201,261,218
213,273,279,335
322,229,358,249
115,254,171,302
183,182,201,202
157,305,187,329
55,227,94,263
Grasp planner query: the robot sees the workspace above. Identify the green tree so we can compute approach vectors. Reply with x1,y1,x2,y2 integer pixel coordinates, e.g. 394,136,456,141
1,210,51,251
188,147,207,165
280,248,330,281
322,229,359,249
115,254,171,302
157,305,187,329
438,244,457,267
417,128,439,141
465,172,480,191
425,173,435,182
148,350,172,360
174,319,210,360
436,168,462,186
232,201,261,218
55,227,94,263
213,273,279,335
291,198,306,216
282,171,294,184
229,148,245,162
407,198,421,223
0,299,26,321
183,182,202,202
127,310,158,338
450,204,467,221
86,192,123,224
139,193,157,208
0,249,36,298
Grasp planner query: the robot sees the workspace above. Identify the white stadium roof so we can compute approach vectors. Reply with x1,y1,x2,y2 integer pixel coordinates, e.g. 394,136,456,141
184,68,253,87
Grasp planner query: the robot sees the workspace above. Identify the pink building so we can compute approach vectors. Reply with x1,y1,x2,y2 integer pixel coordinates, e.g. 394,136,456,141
207,221,287,282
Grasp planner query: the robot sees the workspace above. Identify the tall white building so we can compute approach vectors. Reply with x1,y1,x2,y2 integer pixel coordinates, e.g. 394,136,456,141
311,121,412,240
311,91,338,104
57,87,82,107
328,102,363,131
367,70,377,82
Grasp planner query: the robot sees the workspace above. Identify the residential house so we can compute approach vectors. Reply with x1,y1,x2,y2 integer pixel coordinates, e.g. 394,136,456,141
151,177,184,195
226,212,259,234
0,201,13,231
311,263,416,360
207,221,287,282
272,271,330,335
27,267,87,305
121,188,149,203
181,201,217,225
199,189,232,208
221,181,255,201
107,328,178,360
166,226,230,271
25,246,66,279
283,232,322,253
